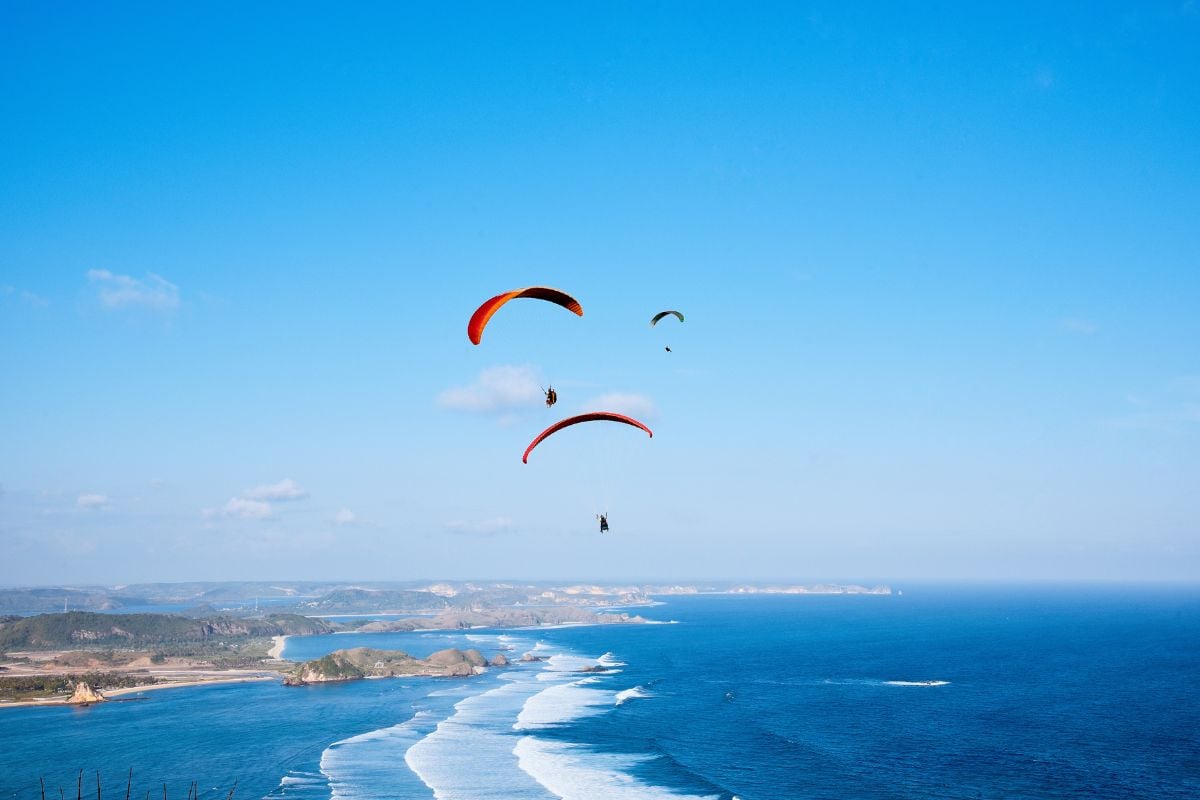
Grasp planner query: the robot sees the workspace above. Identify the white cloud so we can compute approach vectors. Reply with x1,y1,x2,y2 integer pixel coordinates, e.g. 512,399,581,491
77,493,108,510
581,392,657,419
243,479,308,502
207,497,273,520
333,508,358,526
202,479,308,521
438,365,543,413
1061,317,1098,335
87,269,179,311
445,516,515,536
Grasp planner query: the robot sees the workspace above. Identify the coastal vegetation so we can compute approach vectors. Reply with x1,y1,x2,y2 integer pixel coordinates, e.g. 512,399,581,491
0,612,332,651
0,672,159,702
284,647,491,684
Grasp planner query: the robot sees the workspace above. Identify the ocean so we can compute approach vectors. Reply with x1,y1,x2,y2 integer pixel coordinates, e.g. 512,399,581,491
2,586,1197,799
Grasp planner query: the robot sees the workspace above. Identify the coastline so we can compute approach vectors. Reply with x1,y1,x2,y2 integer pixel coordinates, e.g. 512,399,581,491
0,674,277,710
267,634,289,659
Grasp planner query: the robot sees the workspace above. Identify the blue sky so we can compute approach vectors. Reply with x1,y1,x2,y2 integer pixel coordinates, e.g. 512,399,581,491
2,2,1197,584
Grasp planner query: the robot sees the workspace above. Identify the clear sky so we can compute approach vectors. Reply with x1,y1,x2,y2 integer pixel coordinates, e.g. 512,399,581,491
2,2,1197,585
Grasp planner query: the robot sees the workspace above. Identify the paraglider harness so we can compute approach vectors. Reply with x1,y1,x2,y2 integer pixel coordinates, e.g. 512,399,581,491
544,386,557,407
598,513,609,533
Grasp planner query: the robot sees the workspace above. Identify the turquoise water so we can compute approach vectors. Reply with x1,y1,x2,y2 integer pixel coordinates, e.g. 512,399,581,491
2,586,1197,799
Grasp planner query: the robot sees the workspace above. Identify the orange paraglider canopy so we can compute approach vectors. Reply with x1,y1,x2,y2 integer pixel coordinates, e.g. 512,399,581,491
467,287,583,345
522,412,652,463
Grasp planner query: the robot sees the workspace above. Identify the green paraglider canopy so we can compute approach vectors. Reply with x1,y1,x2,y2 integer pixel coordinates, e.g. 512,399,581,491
650,310,684,326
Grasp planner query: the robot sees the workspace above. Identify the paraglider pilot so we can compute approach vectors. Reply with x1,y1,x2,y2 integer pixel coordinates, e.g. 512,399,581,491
544,386,557,407
597,513,609,533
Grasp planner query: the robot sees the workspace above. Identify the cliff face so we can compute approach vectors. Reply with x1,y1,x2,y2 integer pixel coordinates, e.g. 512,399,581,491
67,681,105,704
285,647,490,685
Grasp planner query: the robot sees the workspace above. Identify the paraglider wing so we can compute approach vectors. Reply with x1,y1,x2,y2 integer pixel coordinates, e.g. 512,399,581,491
468,287,583,345
649,310,684,326
522,412,653,463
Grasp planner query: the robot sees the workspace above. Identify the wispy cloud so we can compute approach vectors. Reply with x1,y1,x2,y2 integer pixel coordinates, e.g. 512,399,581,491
206,497,273,520
1061,317,1099,335
87,269,179,311
1106,376,1200,431
76,493,109,510
444,516,515,536
581,392,657,419
1,285,48,308
244,479,308,502
333,508,358,526
202,479,308,520
438,365,543,413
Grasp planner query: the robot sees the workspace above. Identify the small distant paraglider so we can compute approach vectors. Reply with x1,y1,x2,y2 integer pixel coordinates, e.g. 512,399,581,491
543,386,558,407
650,310,684,326
597,513,610,533
467,286,583,345
651,309,683,352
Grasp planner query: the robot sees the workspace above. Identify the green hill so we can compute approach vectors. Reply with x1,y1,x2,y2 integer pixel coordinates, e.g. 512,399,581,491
0,611,331,650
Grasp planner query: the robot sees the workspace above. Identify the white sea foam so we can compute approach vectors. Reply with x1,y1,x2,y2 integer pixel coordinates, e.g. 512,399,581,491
269,769,326,796
514,678,614,729
885,680,950,687
615,685,653,705
597,651,626,667
319,710,441,800
405,671,558,799
514,738,719,800
545,653,601,672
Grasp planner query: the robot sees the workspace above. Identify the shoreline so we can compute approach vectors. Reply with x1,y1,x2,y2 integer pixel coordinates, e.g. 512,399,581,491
267,634,289,659
0,674,277,710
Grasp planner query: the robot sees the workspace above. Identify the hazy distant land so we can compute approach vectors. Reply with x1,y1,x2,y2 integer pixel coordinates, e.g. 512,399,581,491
0,580,890,705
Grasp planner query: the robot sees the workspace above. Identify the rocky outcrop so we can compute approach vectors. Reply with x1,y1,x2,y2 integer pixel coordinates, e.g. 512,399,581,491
67,681,105,704
489,654,509,667
286,647,495,685
520,652,547,662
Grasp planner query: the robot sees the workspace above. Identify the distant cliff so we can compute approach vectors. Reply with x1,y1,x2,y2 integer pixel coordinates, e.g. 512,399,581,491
356,606,648,633
285,647,488,685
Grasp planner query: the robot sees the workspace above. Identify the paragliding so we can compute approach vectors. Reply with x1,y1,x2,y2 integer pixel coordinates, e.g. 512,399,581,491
651,310,683,352
543,386,558,407
650,310,684,326
468,287,583,345
597,513,610,533
521,412,653,464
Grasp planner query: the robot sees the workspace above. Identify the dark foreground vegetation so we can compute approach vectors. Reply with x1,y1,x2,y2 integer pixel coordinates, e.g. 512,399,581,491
36,772,235,800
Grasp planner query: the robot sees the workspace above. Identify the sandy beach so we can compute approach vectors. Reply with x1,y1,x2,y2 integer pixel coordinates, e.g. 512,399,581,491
267,634,289,659
0,674,277,709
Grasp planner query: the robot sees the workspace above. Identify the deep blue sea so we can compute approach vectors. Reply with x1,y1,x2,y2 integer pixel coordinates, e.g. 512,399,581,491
2,586,1197,799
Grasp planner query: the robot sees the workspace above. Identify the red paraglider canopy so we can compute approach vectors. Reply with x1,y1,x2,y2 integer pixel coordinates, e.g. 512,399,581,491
522,412,653,464
468,287,583,345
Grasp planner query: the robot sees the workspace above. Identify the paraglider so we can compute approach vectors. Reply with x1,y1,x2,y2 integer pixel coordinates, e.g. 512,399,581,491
521,412,653,464
651,310,683,352
597,513,609,533
468,287,583,345
649,310,684,326
543,386,558,407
